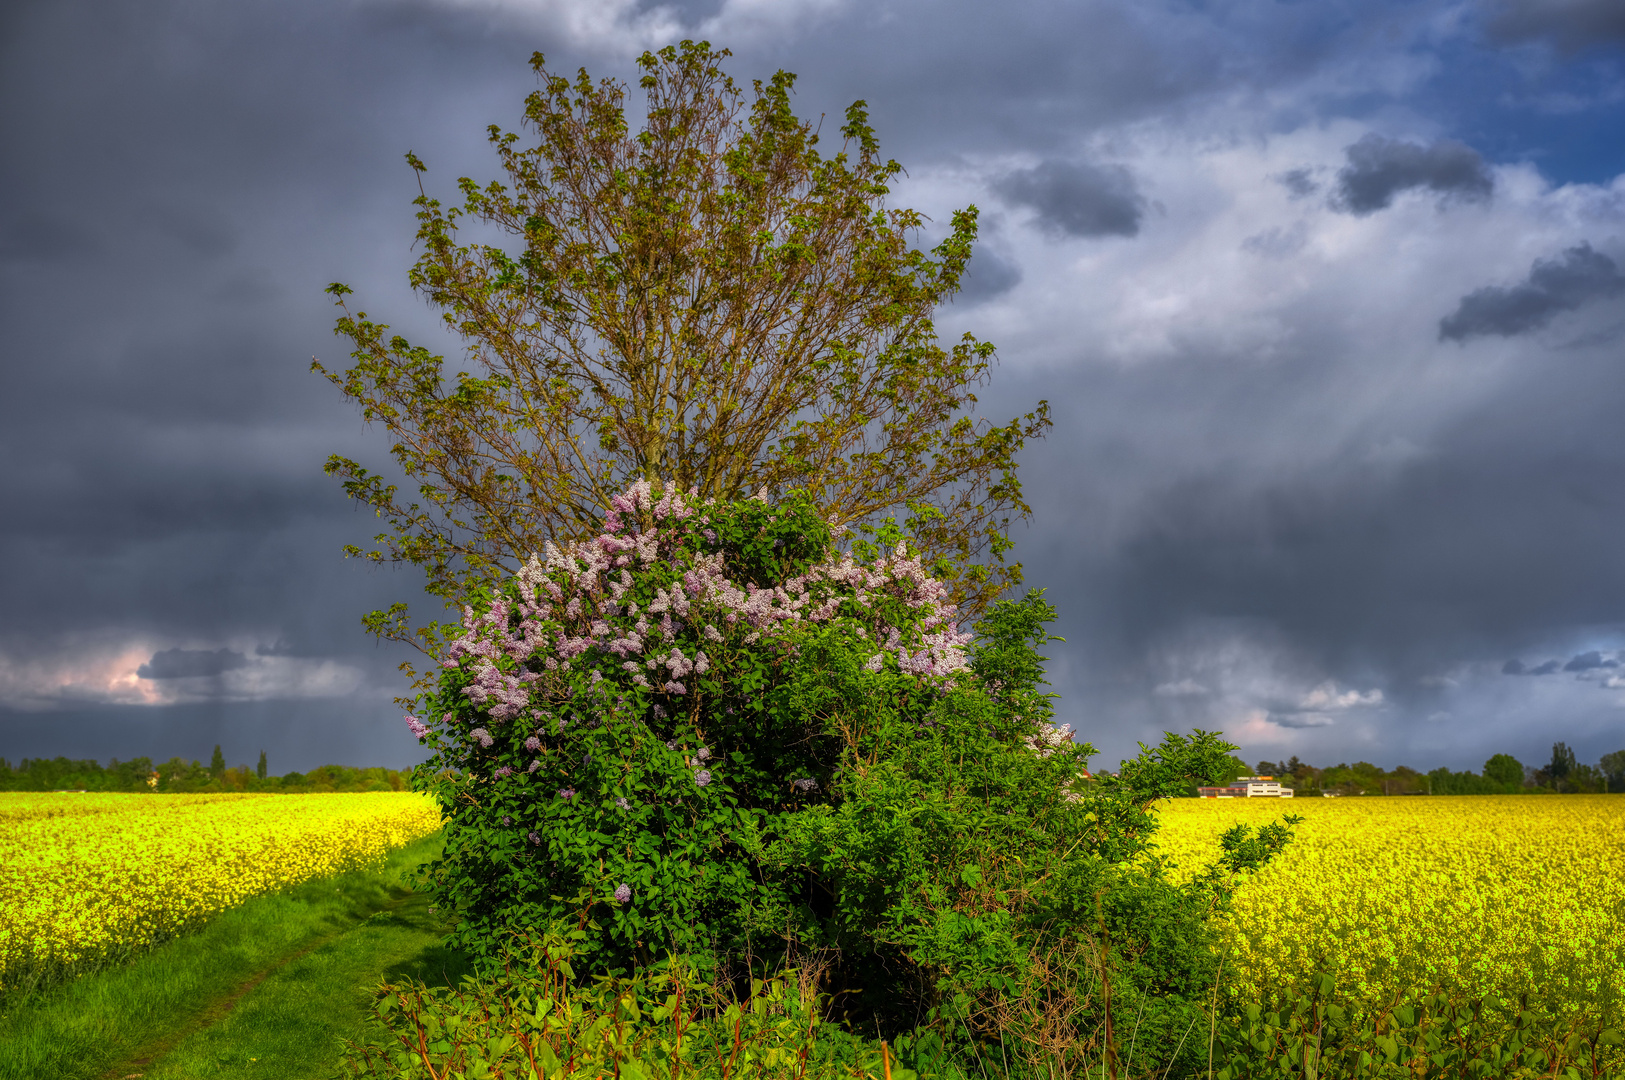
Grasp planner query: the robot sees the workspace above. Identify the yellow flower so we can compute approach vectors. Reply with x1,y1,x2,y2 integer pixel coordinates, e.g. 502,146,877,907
0,791,440,988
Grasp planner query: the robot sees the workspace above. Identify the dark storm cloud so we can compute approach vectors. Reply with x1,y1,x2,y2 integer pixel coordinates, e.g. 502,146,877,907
1484,0,1625,50
955,247,1023,304
0,211,101,260
1331,134,1494,216
1439,243,1625,340
0,0,522,764
994,288,1625,763
996,161,1145,238
1529,659,1563,675
137,648,250,680
1563,650,1618,672
4,0,1625,778
1502,658,1526,674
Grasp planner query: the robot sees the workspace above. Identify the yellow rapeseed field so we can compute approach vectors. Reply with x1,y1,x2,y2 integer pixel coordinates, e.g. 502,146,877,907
0,791,441,991
1153,794,1625,1015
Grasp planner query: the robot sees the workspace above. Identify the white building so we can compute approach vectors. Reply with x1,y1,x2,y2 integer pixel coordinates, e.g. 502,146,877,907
1196,775,1295,799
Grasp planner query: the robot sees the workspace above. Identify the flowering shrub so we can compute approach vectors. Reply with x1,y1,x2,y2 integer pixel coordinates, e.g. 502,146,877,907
409,485,977,967
408,482,1278,1060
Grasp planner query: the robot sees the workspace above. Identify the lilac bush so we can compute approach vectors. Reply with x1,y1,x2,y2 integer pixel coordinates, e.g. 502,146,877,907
405,482,1264,1059
407,482,983,973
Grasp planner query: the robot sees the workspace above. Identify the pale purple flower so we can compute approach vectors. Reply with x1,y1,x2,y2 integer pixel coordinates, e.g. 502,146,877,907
792,777,819,793
502,815,513,826
615,797,630,810
613,882,632,905
694,770,712,787
495,765,513,778
524,735,541,752
557,787,575,800
403,714,429,739
696,747,711,762
528,831,542,846
470,727,494,748
528,759,541,773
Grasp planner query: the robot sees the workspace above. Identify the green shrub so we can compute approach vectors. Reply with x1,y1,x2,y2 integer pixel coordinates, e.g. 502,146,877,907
340,930,897,1080
410,483,1294,1065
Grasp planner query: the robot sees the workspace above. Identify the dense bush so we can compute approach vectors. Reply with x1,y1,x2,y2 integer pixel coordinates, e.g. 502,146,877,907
410,482,1291,1066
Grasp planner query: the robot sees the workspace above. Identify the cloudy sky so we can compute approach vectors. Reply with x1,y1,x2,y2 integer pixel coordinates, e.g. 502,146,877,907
3,0,1625,774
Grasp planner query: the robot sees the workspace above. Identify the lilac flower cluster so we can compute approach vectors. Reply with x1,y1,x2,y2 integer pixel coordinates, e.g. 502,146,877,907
434,481,976,794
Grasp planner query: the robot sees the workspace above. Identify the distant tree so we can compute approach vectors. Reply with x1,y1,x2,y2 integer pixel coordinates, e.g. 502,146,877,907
1602,749,1625,793
1387,765,1427,794
1483,752,1524,789
208,744,226,779
1566,762,1606,794
256,749,267,780
316,41,1049,698
1548,741,1576,783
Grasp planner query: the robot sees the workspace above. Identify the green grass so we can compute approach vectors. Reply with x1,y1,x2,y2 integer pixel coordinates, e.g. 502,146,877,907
0,832,469,1080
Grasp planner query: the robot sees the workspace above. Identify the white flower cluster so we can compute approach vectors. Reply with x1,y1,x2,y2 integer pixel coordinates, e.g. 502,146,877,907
434,482,974,751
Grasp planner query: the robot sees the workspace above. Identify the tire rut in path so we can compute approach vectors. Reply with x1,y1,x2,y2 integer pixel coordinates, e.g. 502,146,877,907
100,889,419,1080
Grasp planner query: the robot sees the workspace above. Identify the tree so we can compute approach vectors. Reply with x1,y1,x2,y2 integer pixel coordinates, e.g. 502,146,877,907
1483,752,1523,789
1549,741,1576,780
315,41,1049,692
209,744,225,779
1602,749,1625,793
256,749,267,781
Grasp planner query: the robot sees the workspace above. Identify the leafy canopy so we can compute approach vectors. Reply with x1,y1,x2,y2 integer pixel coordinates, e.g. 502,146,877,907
314,40,1049,687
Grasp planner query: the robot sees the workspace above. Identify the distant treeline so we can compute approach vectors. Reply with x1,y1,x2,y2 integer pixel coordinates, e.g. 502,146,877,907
0,744,410,793
1245,741,1625,796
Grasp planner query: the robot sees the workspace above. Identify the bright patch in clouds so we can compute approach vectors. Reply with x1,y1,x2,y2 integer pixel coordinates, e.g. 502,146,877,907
0,640,372,711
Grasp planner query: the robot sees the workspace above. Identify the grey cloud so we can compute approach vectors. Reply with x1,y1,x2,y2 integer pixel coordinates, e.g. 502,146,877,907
0,212,101,261
137,648,251,679
1243,223,1308,259
996,161,1145,239
1502,658,1526,674
1484,0,1625,50
955,247,1023,304
1529,659,1563,675
1439,244,1625,341
1275,168,1319,198
1332,134,1493,216
1563,650,1618,672
1267,712,1336,728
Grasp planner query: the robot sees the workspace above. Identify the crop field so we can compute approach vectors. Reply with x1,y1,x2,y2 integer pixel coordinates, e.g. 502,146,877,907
0,791,441,993
1153,794,1625,1019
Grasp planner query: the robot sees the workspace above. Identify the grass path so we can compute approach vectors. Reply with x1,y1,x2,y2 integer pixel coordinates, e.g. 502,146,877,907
0,833,468,1080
